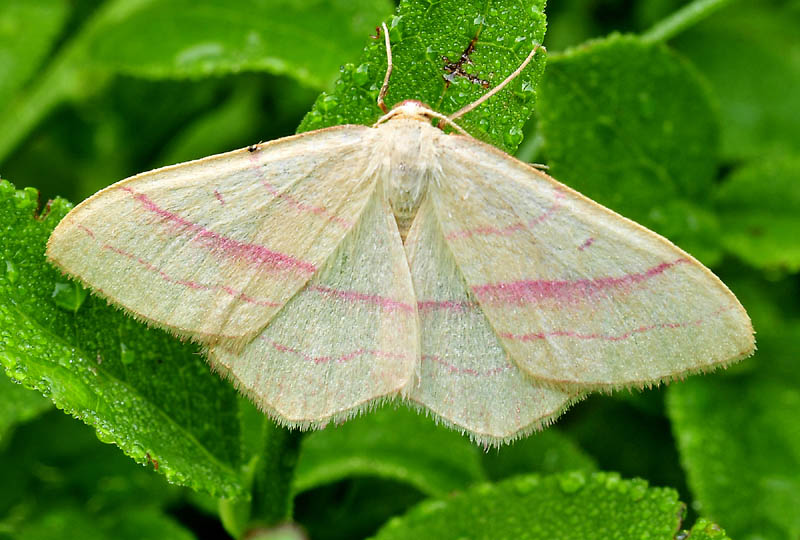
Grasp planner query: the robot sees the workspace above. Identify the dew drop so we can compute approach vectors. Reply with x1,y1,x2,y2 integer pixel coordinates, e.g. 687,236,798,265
4,259,18,284
416,499,446,516
51,281,88,313
504,126,524,147
120,342,136,365
558,471,587,493
95,427,115,444
14,187,38,211
353,63,371,87
512,36,528,52
512,475,540,495
385,517,402,530
603,472,622,490
303,109,323,129
318,94,339,113
12,364,28,382
339,63,355,83
474,482,493,495
629,480,648,501
129,444,147,461
389,15,405,42
515,80,537,102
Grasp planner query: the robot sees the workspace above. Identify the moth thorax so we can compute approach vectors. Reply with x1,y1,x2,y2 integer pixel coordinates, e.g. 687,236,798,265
382,120,438,240
387,160,432,240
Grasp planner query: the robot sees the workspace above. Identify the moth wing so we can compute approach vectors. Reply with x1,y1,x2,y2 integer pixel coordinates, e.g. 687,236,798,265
430,134,754,391
405,196,577,445
47,126,376,346
208,187,418,425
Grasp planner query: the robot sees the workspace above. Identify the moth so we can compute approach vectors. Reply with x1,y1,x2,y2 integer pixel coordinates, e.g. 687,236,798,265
46,24,754,445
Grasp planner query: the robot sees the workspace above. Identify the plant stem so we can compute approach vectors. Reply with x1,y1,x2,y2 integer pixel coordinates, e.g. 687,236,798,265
248,418,304,528
640,0,737,43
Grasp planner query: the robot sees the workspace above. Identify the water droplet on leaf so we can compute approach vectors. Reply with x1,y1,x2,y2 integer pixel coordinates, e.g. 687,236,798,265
389,16,405,42
14,187,38,211
416,499,446,516
4,259,18,284
558,471,587,493
512,475,540,495
515,80,537,102
354,63,371,87
629,480,648,501
504,126,524,147
96,427,115,444
303,109,323,129
120,342,136,365
51,281,88,312
318,94,339,112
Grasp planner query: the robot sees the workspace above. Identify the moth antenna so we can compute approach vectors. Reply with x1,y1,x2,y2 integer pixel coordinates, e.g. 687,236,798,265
377,22,393,114
448,42,545,121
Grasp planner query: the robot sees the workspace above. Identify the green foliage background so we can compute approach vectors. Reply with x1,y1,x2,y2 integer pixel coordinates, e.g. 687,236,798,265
1,0,799,539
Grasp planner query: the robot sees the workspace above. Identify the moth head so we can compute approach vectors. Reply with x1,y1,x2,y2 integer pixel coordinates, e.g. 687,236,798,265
374,99,470,136
391,99,437,119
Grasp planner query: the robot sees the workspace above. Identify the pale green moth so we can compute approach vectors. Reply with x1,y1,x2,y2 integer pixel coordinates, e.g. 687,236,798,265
46,25,754,446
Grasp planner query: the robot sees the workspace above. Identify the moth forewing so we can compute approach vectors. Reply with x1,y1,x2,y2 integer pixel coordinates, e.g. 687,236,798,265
46,126,378,351
428,132,754,392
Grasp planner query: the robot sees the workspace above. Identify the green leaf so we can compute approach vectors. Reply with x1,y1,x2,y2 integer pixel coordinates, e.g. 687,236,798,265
682,518,731,540
714,155,800,273
294,405,485,498
299,0,548,154
673,3,800,159
85,0,394,89
0,180,243,498
480,428,596,482
1,412,178,513
15,508,108,540
0,411,186,536
0,375,51,444
105,508,197,540
15,507,195,540
370,471,685,540
0,0,384,166
667,274,800,540
0,0,69,107
295,477,425,540
153,84,265,168
0,0,122,165
537,34,722,264
560,392,690,503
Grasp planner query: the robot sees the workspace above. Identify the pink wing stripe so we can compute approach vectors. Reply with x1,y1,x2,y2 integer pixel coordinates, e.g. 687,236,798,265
309,285,414,313
445,195,563,241
120,186,316,274
500,305,737,343
262,181,353,228
417,299,479,312
422,354,512,377
78,225,281,307
472,258,690,304
578,237,595,251
78,225,415,313
268,340,408,365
